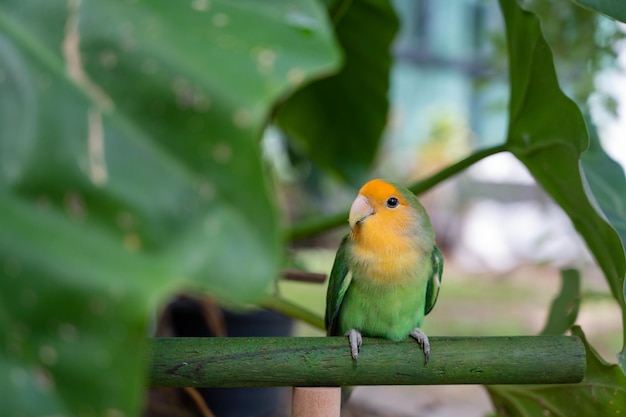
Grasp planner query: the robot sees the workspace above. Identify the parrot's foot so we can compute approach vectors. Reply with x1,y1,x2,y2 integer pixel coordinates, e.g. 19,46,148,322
345,329,362,364
409,327,431,365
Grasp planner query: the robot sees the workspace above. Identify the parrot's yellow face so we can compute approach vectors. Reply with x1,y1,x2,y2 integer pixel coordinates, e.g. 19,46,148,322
348,179,421,274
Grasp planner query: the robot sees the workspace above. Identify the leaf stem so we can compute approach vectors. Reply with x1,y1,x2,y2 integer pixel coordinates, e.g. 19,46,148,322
260,296,325,330
286,143,508,241
407,142,509,194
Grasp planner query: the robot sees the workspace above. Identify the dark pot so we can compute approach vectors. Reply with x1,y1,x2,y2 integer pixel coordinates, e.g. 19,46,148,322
169,297,293,417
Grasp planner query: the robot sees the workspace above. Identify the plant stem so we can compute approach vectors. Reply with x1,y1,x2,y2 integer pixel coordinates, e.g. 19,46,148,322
260,296,325,330
407,143,508,194
286,143,508,241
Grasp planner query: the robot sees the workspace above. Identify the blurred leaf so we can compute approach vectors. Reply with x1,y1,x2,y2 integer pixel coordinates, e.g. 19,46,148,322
77,0,341,299
275,0,399,185
570,0,626,23
602,94,620,118
487,326,626,417
499,0,626,357
580,116,626,368
0,0,339,415
0,193,165,416
541,269,581,336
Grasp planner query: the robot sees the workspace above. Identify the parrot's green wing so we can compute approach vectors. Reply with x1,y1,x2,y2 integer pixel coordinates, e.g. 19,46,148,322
424,245,443,315
325,235,353,336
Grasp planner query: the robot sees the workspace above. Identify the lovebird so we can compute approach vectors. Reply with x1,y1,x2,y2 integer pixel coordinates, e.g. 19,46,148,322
325,179,443,365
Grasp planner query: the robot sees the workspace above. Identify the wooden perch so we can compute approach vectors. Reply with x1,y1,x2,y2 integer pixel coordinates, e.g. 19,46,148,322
148,335,585,387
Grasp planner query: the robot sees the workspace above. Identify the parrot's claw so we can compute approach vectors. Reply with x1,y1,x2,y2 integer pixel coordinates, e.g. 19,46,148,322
345,329,362,364
410,328,430,365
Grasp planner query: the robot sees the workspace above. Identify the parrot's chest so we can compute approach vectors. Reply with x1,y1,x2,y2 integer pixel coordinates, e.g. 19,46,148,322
338,277,428,340
339,230,432,339
349,241,422,286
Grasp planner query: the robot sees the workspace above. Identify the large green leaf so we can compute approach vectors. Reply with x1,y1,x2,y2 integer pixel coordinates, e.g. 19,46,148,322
0,0,339,415
275,0,399,185
499,0,626,362
487,326,626,417
570,0,626,23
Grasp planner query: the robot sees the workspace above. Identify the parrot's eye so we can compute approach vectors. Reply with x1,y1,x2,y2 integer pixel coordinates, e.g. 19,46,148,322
386,197,399,208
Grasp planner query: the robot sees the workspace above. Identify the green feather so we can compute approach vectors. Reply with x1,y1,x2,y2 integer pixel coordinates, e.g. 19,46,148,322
425,246,444,315
325,235,352,336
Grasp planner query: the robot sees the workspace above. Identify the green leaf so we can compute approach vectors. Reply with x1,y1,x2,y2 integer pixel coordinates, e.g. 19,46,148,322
570,0,626,23
0,0,339,415
487,326,626,417
499,0,626,360
580,116,626,368
541,269,581,336
580,118,626,263
275,0,399,185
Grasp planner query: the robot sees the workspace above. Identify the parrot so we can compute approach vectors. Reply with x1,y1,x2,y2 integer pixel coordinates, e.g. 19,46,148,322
325,178,443,365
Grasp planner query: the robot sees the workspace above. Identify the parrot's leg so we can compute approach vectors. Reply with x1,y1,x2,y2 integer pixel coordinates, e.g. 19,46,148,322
409,328,430,365
345,329,362,363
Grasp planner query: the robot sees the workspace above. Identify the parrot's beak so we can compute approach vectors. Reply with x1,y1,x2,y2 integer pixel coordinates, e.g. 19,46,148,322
349,194,374,229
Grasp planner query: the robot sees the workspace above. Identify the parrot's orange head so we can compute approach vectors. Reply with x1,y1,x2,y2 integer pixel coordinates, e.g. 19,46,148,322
348,179,413,232
346,178,434,281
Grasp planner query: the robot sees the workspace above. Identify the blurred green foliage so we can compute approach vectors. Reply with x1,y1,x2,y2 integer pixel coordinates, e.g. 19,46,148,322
276,0,399,184
1,0,626,416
